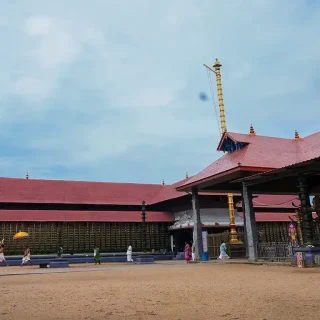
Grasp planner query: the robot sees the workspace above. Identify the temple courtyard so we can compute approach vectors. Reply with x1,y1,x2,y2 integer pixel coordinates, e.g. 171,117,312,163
1,261,320,320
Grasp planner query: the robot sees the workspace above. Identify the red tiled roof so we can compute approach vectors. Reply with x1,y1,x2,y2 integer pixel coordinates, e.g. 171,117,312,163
238,212,317,222
240,194,299,209
0,177,165,205
0,176,301,208
179,131,320,189
0,210,173,222
151,177,228,204
0,176,235,207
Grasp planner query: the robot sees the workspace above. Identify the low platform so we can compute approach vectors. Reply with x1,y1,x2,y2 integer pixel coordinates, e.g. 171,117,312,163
293,247,320,267
49,259,70,268
5,253,173,266
175,252,185,260
135,255,155,264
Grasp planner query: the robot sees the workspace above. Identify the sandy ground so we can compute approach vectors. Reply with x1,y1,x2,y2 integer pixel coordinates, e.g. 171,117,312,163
1,262,320,320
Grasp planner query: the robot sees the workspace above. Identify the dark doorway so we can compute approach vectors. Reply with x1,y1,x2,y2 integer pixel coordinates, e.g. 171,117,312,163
174,229,193,252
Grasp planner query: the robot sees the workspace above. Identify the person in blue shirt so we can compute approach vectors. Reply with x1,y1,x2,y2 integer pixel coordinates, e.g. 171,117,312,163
218,240,230,260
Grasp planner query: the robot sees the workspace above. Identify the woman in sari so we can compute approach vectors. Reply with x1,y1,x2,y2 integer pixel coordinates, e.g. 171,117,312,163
184,241,191,263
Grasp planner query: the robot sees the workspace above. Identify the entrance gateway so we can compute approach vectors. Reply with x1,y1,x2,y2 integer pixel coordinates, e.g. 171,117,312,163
169,207,246,258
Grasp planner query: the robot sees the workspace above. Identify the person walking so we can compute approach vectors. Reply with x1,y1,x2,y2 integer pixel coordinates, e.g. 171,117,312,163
126,245,133,263
191,241,196,261
21,245,33,266
184,241,192,263
94,247,101,265
218,240,230,260
0,243,8,266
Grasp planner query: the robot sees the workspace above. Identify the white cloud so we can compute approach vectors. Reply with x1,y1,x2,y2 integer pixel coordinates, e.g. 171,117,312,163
24,16,79,69
0,0,319,181
25,16,53,36
116,88,181,109
13,76,52,100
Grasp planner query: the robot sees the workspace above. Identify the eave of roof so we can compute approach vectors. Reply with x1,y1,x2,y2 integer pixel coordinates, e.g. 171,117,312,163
233,155,320,186
236,212,312,222
0,210,173,222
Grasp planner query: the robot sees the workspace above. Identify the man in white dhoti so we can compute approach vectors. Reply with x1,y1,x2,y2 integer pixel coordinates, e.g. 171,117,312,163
126,245,133,262
191,241,195,261
0,243,8,266
21,245,33,266
218,240,230,260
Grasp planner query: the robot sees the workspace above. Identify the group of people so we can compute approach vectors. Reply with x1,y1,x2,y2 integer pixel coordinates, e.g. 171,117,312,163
1,240,231,266
184,240,230,263
93,245,134,265
0,242,32,267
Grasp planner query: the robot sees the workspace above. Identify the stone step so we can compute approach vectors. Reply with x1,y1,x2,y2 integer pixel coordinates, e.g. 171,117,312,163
135,255,155,264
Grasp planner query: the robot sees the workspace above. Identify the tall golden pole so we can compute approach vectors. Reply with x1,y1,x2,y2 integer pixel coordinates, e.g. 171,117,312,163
212,59,227,133
204,58,241,244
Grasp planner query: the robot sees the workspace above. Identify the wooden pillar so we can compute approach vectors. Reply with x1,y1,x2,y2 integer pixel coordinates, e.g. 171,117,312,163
242,183,258,261
297,175,313,244
192,187,203,259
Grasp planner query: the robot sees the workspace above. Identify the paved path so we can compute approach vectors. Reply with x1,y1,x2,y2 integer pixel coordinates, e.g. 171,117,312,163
0,259,292,277
0,261,190,276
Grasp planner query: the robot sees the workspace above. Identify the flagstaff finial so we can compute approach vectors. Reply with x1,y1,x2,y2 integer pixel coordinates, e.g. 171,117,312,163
249,124,256,136
26,172,29,179
295,130,300,140
162,179,165,185
213,58,221,68
186,172,189,179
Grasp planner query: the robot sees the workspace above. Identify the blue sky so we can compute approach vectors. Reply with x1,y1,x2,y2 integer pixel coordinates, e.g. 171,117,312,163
0,0,319,184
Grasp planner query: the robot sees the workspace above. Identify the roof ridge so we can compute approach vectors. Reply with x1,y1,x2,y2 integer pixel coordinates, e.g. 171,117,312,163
303,131,320,139
227,132,302,141
0,176,164,186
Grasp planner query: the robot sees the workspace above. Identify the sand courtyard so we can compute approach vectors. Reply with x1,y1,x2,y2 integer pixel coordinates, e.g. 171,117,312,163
1,261,320,320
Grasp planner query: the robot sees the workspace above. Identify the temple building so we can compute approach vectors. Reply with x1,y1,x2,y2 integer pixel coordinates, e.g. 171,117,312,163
0,170,299,255
177,128,320,260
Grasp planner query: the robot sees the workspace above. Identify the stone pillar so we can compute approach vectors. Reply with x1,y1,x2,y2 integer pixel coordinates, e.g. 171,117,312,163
191,187,203,259
241,193,249,259
241,183,258,261
297,175,313,244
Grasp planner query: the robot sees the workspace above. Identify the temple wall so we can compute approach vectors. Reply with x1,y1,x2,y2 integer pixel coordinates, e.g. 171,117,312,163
257,222,320,243
257,222,289,243
0,221,170,255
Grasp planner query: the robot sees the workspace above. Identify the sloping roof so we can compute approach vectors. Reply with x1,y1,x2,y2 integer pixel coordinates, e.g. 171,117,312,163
0,210,173,222
151,177,228,204
179,131,320,189
0,175,300,208
237,212,318,222
242,194,299,209
235,155,320,185
150,178,190,204
0,177,164,205
0,175,237,206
